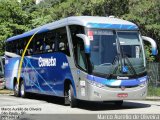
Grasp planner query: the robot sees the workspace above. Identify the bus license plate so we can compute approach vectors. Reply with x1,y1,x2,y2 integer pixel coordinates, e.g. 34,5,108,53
117,93,128,98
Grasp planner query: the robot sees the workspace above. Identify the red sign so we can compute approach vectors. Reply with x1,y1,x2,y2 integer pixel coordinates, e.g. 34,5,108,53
88,31,93,36
88,31,93,40
117,93,128,98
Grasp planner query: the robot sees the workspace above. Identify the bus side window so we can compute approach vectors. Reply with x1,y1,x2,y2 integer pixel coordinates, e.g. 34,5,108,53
20,39,25,56
16,42,19,55
69,25,87,71
56,27,70,56
11,41,17,54
6,42,12,54
44,31,55,53
34,34,45,54
76,40,87,71
16,39,22,55
27,37,34,55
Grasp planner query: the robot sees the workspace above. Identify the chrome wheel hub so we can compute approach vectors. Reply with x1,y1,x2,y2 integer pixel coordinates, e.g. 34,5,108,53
21,84,24,96
15,84,18,92
68,89,71,102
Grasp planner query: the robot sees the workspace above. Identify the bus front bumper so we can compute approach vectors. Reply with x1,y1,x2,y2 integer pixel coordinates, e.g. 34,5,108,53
87,83,147,101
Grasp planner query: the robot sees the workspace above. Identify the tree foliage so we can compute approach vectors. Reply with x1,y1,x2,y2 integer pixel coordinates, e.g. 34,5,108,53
123,0,160,61
0,0,159,61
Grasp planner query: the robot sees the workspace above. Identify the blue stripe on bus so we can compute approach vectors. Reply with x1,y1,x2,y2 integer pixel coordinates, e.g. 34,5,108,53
87,23,139,30
87,75,147,87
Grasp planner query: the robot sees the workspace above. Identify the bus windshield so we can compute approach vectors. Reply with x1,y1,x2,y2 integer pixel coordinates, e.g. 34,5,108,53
88,29,145,77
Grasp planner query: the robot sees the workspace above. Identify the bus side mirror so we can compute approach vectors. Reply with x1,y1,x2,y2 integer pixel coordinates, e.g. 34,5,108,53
142,36,158,55
76,34,91,53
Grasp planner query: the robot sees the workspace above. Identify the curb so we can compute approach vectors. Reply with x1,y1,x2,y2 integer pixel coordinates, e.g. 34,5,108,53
0,89,14,95
146,96,160,101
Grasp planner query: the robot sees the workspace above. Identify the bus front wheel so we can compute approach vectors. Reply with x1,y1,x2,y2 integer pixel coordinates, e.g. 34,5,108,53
68,85,77,108
20,81,27,98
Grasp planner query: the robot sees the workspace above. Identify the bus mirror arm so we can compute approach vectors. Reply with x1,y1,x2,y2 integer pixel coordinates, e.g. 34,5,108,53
142,36,158,55
76,34,91,53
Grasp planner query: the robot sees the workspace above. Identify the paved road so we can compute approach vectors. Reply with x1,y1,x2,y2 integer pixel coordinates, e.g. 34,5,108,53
0,94,160,120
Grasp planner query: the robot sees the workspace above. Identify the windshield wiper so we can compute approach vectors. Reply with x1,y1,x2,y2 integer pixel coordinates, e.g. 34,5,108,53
123,54,137,76
107,54,137,79
106,54,121,78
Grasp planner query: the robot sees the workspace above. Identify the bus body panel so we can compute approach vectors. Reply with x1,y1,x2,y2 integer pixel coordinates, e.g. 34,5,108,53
74,70,148,101
5,53,148,101
5,53,77,97
5,57,20,90
86,75,148,101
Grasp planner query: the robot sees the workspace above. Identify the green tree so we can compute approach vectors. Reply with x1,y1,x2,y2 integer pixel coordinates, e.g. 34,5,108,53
0,0,32,55
123,0,160,61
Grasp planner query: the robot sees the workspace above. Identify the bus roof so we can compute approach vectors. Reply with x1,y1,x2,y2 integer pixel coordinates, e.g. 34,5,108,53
6,16,138,42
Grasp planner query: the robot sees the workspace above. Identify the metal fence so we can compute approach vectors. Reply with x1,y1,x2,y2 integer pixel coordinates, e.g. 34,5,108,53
147,62,160,96
147,62,160,87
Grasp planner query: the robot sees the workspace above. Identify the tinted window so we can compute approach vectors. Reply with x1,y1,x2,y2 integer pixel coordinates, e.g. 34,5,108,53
56,27,70,56
34,34,45,54
44,31,56,53
6,27,70,56
69,25,86,70
6,40,20,55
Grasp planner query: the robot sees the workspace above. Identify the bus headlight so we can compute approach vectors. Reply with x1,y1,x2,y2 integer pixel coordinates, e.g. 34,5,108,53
139,81,147,87
87,80,105,88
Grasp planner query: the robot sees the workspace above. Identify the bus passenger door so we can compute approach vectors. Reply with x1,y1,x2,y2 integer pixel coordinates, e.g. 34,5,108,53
75,39,88,99
69,25,88,99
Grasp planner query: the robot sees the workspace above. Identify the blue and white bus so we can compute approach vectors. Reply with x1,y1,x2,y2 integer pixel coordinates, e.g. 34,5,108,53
5,16,158,107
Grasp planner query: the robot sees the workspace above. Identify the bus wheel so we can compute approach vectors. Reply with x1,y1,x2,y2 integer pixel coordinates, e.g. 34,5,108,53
14,82,20,97
114,100,123,106
20,81,27,98
68,85,77,108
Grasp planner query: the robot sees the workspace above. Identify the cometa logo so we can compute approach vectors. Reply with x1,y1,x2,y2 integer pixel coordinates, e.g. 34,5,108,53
38,57,56,67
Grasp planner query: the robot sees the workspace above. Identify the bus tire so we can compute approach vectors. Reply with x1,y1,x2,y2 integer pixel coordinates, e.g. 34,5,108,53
20,81,27,98
64,90,70,105
68,85,77,108
14,81,20,97
114,100,123,106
